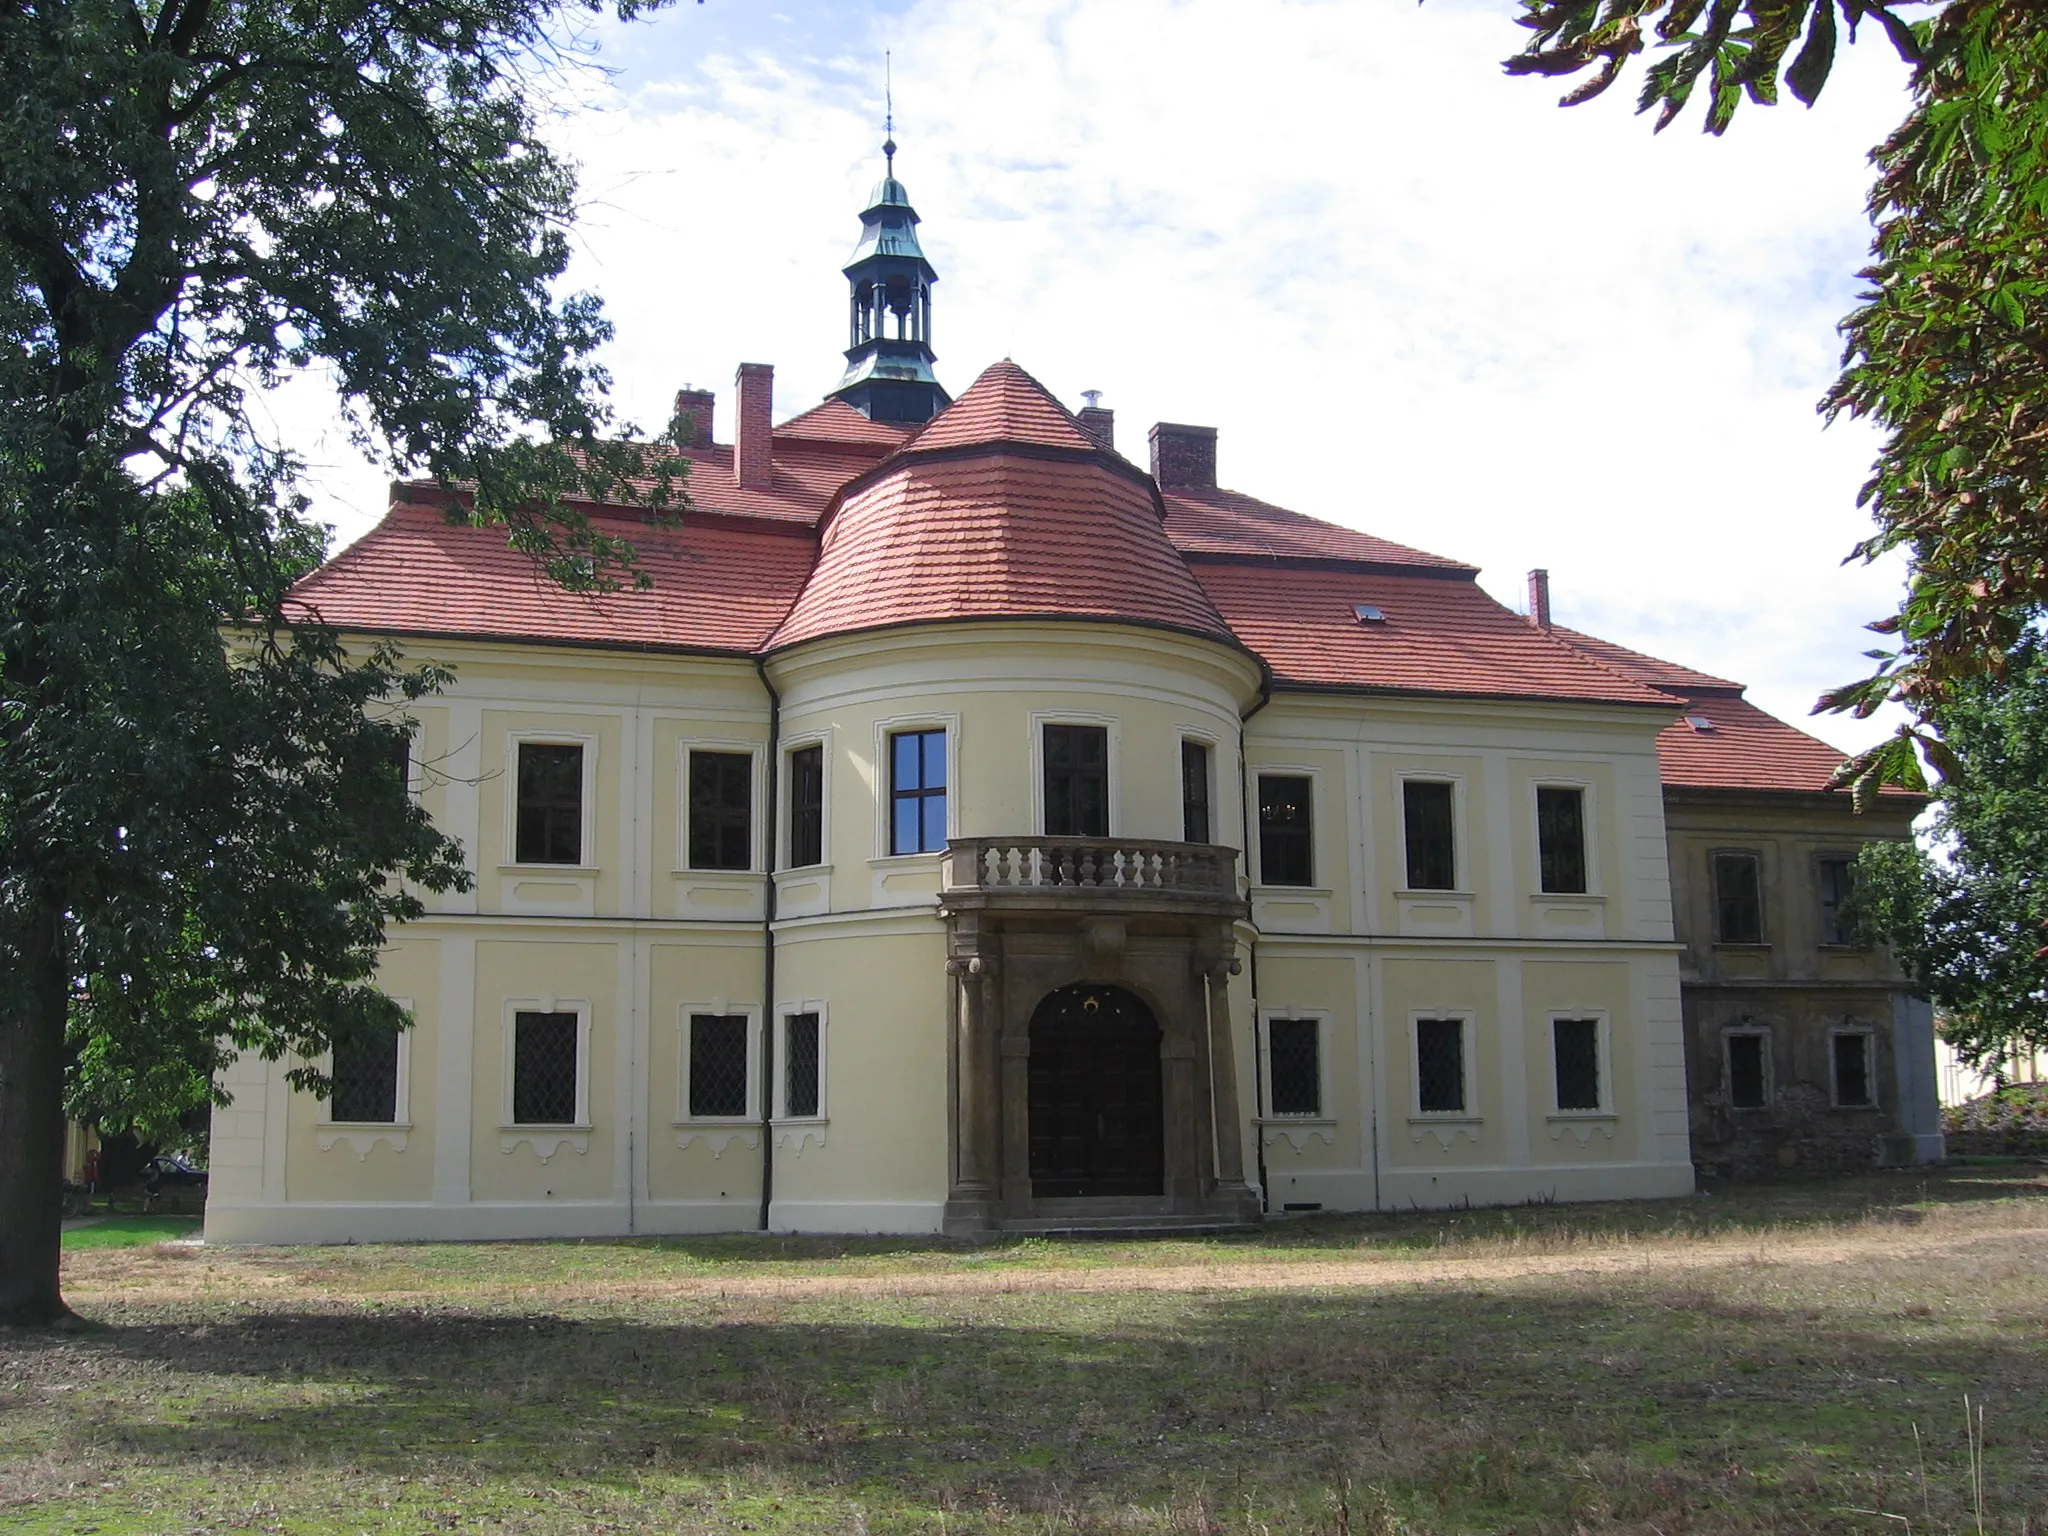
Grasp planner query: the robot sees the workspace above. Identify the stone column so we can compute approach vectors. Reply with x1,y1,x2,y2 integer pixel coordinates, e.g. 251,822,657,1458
947,955,998,1196
999,969,1033,1216
1206,957,1249,1189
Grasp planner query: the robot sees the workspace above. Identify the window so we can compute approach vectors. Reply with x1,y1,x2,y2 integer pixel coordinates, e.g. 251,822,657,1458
788,744,824,868
1552,1017,1603,1111
784,1011,822,1118
515,743,584,865
511,1010,579,1125
1726,1031,1769,1109
889,729,947,855
1181,740,1212,845
1832,1031,1874,1108
1713,852,1764,944
687,1014,750,1119
1818,856,1857,946
1043,724,1109,837
331,1023,400,1124
687,750,753,871
1403,781,1456,890
1536,786,1588,894
1266,1018,1322,1116
1415,1018,1466,1114
1258,775,1313,887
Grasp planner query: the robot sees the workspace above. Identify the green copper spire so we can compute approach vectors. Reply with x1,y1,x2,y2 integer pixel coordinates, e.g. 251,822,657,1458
828,124,949,425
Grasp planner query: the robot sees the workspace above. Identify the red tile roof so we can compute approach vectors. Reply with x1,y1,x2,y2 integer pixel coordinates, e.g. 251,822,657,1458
1165,487,1473,571
902,360,1104,455
1548,625,1742,693
1192,563,1679,707
775,399,916,454
289,502,813,655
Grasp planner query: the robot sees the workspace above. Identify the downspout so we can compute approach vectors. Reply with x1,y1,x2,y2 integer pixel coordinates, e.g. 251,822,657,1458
756,659,781,1233
1238,676,1273,1214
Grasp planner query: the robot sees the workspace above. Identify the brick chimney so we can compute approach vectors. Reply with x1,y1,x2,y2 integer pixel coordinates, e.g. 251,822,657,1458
735,363,773,491
672,386,715,449
1149,422,1216,489
1527,568,1552,630
1077,407,1115,452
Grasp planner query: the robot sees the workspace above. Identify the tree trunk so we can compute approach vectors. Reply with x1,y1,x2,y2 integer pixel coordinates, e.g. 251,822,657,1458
0,905,75,1326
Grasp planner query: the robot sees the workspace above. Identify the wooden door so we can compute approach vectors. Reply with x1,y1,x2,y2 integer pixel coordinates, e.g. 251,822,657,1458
1028,985,1164,1198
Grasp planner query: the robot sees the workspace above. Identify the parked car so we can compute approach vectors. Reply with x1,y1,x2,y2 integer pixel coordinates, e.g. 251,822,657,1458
147,1152,208,1187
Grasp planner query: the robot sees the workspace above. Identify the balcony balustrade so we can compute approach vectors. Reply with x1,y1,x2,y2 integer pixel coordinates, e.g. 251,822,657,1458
943,836,1238,903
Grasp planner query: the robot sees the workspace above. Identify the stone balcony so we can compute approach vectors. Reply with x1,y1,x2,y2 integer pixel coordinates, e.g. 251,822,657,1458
942,836,1241,914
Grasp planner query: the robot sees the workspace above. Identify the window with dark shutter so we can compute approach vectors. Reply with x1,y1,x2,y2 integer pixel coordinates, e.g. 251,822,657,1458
1181,740,1212,845
1552,1018,1602,1111
688,751,753,871
1818,856,1857,947
515,743,583,865
1726,1032,1768,1109
1267,1018,1321,1116
1832,1032,1874,1107
688,1014,749,1118
331,1025,399,1124
789,744,824,868
1537,786,1587,894
512,1011,579,1125
1713,852,1764,944
1257,775,1313,887
1415,1018,1465,1113
1403,781,1456,890
1044,724,1109,837
889,730,947,855
784,1012,822,1118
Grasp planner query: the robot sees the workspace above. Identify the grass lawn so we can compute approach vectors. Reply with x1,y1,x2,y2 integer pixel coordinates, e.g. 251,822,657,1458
4,1169,2045,1534
60,1217,203,1250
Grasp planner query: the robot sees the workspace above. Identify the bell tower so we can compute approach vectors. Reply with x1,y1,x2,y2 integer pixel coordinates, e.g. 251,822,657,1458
828,134,950,424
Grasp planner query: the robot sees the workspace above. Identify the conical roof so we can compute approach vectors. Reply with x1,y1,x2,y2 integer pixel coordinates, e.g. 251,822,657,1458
771,361,1240,652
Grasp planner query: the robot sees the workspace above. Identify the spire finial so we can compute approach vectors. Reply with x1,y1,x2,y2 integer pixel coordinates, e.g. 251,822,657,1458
883,51,896,175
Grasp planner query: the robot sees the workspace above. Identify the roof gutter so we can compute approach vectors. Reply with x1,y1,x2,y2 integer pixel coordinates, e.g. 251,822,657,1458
755,657,781,1233
1238,672,1272,1215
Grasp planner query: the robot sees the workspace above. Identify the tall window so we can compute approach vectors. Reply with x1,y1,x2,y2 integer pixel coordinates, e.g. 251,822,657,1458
515,743,583,865
1832,1031,1874,1108
687,1014,749,1118
1258,775,1313,887
1536,786,1588,894
1043,724,1109,837
512,1010,579,1126
1181,740,1212,844
788,744,824,868
331,1024,400,1124
1266,1018,1322,1116
1403,781,1456,890
1818,856,1857,946
1552,1018,1602,1111
1415,1018,1466,1114
784,1011,822,1118
1726,1031,1769,1109
889,729,948,855
688,750,753,871
1713,852,1764,944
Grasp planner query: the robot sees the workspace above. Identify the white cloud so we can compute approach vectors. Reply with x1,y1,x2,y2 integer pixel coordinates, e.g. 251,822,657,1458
300,0,1919,753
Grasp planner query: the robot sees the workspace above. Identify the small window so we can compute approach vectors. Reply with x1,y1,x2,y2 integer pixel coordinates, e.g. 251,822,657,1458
1552,1017,1602,1112
1832,1031,1874,1108
1267,1018,1321,1116
688,750,753,871
784,1011,822,1118
1713,852,1764,943
1536,786,1588,895
889,729,948,855
788,744,824,869
1403,781,1456,891
515,743,584,865
1044,724,1109,837
331,1023,400,1124
1818,856,1857,947
1415,1018,1466,1114
1181,740,1212,845
1258,775,1313,887
1726,1031,1769,1109
687,1014,749,1119
512,1010,579,1126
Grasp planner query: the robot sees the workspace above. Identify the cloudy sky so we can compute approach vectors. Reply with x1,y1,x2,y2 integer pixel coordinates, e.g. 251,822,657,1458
283,0,1917,751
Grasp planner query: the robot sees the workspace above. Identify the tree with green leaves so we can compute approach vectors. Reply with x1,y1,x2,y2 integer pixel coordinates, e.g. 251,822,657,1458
1502,0,2048,798
1,0,683,1326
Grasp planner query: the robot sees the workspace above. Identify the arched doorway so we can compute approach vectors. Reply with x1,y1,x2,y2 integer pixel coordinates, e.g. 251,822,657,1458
1028,984,1164,1198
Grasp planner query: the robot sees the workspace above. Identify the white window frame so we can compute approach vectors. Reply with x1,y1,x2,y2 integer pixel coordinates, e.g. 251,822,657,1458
873,712,960,861
1251,763,1324,889
1530,778,1599,897
1408,1010,1478,1119
1029,709,1123,838
1396,774,1467,894
501,995,593,1129
678,737,766,874
502,729,600,871
1828,1026,1878,1109
1257,1009,1331,1119
320,995,413,1128
1722,1025,1773,1111
1545,1011,1613,1116
676,1002,761,1126
781,731,834,871
1176,728,1222,846
773,999,829,1123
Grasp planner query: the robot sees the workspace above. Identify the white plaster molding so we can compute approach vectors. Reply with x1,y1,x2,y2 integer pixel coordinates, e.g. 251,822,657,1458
1259,1118,1336,1151
774,1121,828,1155
1546,1114,1619,1146
1408,1116,1484,1150
317,1126,410,1160
498,1128,591,1163
674,1126,761,1158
